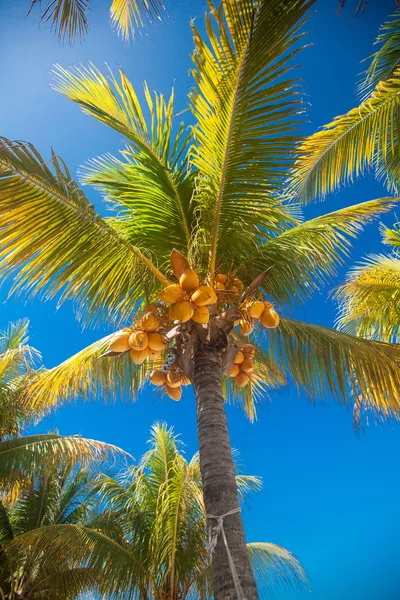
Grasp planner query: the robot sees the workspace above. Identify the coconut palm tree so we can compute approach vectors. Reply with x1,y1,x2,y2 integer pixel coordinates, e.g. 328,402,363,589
27,0,167,41
2,1,400,598
5,423,307,599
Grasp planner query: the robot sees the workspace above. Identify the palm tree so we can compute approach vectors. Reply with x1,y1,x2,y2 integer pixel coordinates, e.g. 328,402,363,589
4,423,308,599
27,0,167,41
2,1,400,597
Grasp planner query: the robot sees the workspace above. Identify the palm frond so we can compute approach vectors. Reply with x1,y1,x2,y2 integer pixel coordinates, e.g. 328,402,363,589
239,197,397,306
0,138,168,326
247,542,308,596
265,318,400,424
383,221,400,248
359,10,400,99
28,0,90,41
110,0,167,40
290,68,400,202
189,0,314,277
336,254,400,343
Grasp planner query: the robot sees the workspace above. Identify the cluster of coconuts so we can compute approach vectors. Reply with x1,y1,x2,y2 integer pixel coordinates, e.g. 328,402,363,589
109,311,166,364
149,366,190,401
159,268,217,325
237,299,280,335
214,273,244,296
229,347,255,388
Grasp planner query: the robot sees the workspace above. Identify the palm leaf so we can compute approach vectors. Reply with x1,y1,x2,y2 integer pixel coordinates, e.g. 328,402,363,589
290,68,400,202
189,0,314,277
110,0,167,40
28,0,90,41
265,317,400,424
0,138,168,326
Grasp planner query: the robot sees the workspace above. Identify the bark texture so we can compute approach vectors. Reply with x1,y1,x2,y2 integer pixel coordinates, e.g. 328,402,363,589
194,340,259,600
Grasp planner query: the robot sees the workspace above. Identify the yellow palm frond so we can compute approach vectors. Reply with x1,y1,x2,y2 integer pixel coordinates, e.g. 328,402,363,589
28,0,90,41
189,0,314,277
0,138,168,327
110,0,166,41
336,254,400,343
290,68,400,202
248,542,308,597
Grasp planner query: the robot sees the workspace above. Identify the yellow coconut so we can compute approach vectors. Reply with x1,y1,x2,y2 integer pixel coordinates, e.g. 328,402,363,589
248,300,265,319
140,312,160,333
129,347,149,365
175,300,195,323
215,281,225,290
180,374,191,386
261,308,280,328
191,286,217,307
192,305,209,324
148,349,163,361
234,351,245,365
109,332,130,353
129,331,148,351
147,332,166,352
166,371,182,389
236,371,250,387
230,286,239,294
159,284,185,304
149,370,167,386
179,268,200,292
264,301,274,309
244,347,256,358
233,278,244,291
241,358,254,373
229,364,240,377
239,319,254,336
165,385,182,401
216,273,227,284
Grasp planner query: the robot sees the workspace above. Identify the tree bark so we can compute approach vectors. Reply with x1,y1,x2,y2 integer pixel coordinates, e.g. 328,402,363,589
193,340,259,600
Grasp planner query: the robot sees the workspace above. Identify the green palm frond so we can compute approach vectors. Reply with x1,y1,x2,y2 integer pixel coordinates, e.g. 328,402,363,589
359,10,400,99
189,0,314,277
247,542,308,597
383,221,400,248
239,197,397,306
265,318,400,424
0,137,169,326
290,68,400,202
28,0,90,41
336,254,400,343
110,0,167,41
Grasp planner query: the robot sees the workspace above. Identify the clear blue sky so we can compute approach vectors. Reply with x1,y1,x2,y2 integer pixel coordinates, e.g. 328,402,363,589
1,1,400,598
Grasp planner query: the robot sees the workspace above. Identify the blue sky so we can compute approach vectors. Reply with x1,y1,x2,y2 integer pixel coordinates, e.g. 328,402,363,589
1,0,400,598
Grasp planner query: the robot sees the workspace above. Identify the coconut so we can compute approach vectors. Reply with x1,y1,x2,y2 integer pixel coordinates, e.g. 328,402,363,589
234,351,245,365
264,301,273,309
165,385,182,401
236,371,250,387
159,284,185,304
216,274,227,284
147,332,166,352
129,347,148,365
179,268,199,292
215,281,225,290
239,319,254,336
261,308,280,328
192,305,209,324
229,364,240,377
171,300,194,323
166,371,182,388
109,332,130,353
140,312,160,333
191,286,217,307
244,347,256,358
129,331,148,351
248,300,265,319
241,358,254,373
149,370,167,386
233,278,244,291
147,349,163,361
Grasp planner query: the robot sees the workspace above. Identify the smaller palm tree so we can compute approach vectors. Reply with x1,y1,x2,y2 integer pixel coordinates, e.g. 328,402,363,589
5,423,307,600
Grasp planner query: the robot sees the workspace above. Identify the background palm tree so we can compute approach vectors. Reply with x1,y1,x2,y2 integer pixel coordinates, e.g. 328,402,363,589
27,0,167,41
2,1,400,598
4,423,308,599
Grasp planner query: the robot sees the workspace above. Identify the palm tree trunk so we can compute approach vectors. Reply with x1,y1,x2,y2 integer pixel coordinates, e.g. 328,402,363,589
193,341,259,600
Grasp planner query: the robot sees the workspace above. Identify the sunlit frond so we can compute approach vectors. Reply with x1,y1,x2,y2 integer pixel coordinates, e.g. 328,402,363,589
265,318,400,424
290,68,400,202
189,0,314,276
383,221,400,248
336,254,400,343
248,542,308,597
239,197,397,306
28,0,90,41
110,0,167,40
359,10,400,99
0,138,168,327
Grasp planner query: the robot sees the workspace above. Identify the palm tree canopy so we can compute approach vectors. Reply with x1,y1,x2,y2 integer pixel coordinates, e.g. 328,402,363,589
3,423,308,599
1,0,400,426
